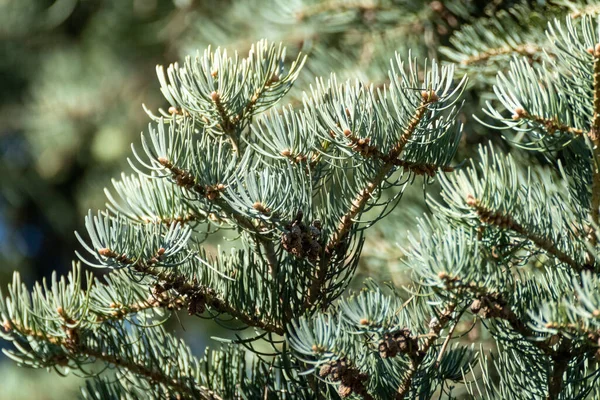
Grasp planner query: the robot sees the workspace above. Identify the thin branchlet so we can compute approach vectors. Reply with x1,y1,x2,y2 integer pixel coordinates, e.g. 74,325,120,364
466,194,582,272
395,303,457,399
588,44,600,248
2,320,221,400
511,108,585,136
98,248,285,335
309,92,439,309
461,43,540,66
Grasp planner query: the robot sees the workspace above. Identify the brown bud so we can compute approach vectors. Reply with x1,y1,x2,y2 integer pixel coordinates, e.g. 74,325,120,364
421,90,439,102
157,157,170,167
210,91,220,102
338,384,352,398
343,128,352,137
359,318,370,325
548,334,560,346
280,148,292,157
211,69,218,78
252,201,270,215
437,271,449,280
157,247,166,256
593,309,600,317
470,299,482,314
98,248,115,258
168,106,179,115
465,194,478,207
512,107,526,120
319,363,332,377
2,319,12,332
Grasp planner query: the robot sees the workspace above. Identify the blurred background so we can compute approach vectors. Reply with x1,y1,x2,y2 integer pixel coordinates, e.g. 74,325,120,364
0,0,531,397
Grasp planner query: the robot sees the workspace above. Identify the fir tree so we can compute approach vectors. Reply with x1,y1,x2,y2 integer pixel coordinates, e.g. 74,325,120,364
3,2,600,400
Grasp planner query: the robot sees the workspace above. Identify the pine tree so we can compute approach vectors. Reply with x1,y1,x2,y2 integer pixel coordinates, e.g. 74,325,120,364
4,2,600,399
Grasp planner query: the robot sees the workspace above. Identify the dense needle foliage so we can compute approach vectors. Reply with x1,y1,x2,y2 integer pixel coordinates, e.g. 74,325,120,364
3,1,600,399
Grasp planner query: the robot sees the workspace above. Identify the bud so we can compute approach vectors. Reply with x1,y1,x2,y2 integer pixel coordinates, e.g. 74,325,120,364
466,194,478,207
252,201,270,215
421,90,439,103
210,91,220,102
470,299,482,314
338,384,352,398
319,363,332,377
280,148,292,157
98,248,115,257
512,107,526,120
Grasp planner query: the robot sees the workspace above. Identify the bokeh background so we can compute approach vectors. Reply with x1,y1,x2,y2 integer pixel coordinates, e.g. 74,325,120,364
0,0,526,397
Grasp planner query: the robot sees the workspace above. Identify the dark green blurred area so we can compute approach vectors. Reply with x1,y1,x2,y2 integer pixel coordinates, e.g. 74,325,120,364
0,1,234,396
0,0,526,397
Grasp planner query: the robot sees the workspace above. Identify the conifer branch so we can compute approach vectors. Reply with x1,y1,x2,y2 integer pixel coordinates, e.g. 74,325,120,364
210,90,240,153
511,108,585,136
395,303,457,399
94,299,165,323
309,92,439,308
158,157,280,275
98,248,285,335
461,44,540,66
588,45,600,242
546,339,572,400
466,194,581,272
343,130,454,176
1,321,221,400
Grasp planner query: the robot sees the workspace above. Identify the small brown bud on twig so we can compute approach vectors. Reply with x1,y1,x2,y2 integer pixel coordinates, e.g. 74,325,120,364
267,73,279,85
465,194,478,207
2,319,12,332
168,106,179,115
548,334,560,346
470,299,482,314
98,248,116,258
421,90,439,103
252,201,270,215
319,363,332,377
338,385,352,398
280,148,292,157
157,157,171,167
512,107,526,120
211,91,220,102
359,318,370,325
